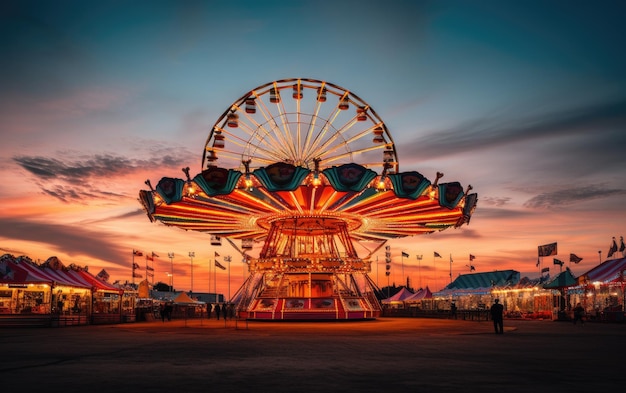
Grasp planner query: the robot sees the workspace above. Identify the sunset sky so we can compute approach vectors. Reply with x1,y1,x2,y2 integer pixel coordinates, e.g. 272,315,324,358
1,0,625,296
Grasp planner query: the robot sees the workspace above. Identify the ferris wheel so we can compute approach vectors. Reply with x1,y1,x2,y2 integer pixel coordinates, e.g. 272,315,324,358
202,78,399,174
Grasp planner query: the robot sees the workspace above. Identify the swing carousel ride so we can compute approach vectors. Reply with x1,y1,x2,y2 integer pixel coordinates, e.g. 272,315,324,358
138,78,477,320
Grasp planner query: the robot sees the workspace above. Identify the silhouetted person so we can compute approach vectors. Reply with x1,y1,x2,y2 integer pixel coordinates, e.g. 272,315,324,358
221,303,228,320
159,303,166,322
573,303,585,325
165,303,173,321
215,303,221,320
207,303,213,319
490,298,504,334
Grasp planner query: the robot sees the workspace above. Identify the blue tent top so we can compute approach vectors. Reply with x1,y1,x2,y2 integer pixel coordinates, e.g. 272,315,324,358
543,268,577,289
444,270,520,290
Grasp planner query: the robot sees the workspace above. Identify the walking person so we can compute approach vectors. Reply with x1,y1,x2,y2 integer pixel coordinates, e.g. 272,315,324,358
215,303,221,320
207,303,213,319
159,303,166,322
490,298,504,334
573,303,585,325
165,302,173,321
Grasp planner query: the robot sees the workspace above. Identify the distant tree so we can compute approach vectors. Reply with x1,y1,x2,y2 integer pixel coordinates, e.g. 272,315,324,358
153,282,172,292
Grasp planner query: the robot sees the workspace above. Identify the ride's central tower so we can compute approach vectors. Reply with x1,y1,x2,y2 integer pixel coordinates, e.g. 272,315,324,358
139,78,477,320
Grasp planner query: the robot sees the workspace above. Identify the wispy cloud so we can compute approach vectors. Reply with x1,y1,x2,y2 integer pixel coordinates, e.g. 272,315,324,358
480,196,511,207
0,218,130,267
524,184,626,209
400,97,626,161
13,149,192,202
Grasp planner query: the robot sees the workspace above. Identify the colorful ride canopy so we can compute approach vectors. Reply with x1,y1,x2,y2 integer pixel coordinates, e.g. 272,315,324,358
138,78,478,247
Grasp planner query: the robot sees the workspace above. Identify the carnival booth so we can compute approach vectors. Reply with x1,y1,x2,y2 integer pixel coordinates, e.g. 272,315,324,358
542,268,578,320
382,287,415,309
0,254,93,327
430,270,559,320
173,292,206,319
66,263,124,324
568,257,626,321
1,254,54,326
434,270,520,311
404,286,433,309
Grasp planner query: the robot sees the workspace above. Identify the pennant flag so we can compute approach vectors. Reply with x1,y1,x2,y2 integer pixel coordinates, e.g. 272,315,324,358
538,242,557,257
215,260,227,270
146,254,154,261
569,253,583,264
620,236,625,252
152,251,159,258
133,250,143,256
553,258,564,266
402,251,409,258
536,258,540,267
133,272,143,278
146,265,154,271
607,237,618,258
214,251,221,257
470,265,475,272
434,251,442,258
132,262,140,270
541,267,549,273
469,254,475,261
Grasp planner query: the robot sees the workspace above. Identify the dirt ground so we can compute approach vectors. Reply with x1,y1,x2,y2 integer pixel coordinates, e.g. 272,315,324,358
1,317,624,392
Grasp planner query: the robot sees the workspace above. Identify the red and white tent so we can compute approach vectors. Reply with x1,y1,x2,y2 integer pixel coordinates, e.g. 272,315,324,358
382,287,415,304
404,286,433,302
580,257,626,284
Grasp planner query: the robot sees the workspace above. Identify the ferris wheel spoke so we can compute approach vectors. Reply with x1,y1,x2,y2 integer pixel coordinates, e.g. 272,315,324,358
203,78,398,174
302,90,325,157
215,127,285,165
237,120,292,163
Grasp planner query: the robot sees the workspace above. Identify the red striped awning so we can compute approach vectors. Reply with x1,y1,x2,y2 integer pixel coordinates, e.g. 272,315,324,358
581,257,626,284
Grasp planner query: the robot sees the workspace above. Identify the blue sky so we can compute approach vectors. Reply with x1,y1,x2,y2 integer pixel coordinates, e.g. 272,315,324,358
1,0,625,293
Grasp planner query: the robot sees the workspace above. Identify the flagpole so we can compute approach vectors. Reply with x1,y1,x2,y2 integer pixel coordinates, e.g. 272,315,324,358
416,255,423,289
167,252,174,292
449,254,453,284
131,250,134,285
189,252,195,294
401,252,405,287
225,255,232,302
213,259,217,302
433,253,436,291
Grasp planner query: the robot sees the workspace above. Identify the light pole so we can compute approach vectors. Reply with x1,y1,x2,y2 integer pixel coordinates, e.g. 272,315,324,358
166,273,173,292
189,251,195,293
167,252,174,292
224,255,232,302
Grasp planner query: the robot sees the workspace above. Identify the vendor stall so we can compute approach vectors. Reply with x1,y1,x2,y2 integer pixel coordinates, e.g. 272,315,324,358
0,254,93,326
569,257,626,321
